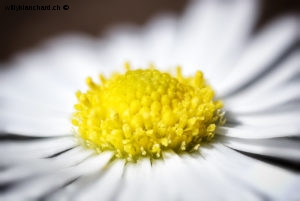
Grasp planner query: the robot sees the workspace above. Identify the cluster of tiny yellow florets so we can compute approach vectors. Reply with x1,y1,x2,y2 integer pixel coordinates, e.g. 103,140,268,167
72,63,224,161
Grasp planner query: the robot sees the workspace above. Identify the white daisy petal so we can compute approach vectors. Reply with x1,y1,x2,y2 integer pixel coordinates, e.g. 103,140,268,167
0,97,70,119
115,159,152,201
222,137,300,162
0,137,77,165
0,81,71,115
174,0,258,81
137,150,262,201
206,144,300,200
33,35,103,87
219,15,299,97
204,0,258,77
41,152,114,201
230,110,300,127
217,124,300,139
0,109,71,137
72,160,125,201
141,14,178,69
222,106,300,139
224,49,300,113
225,82,300,114
101,26,145,68
5,35,106,99
182,152,262,201
0,152,113,201
165,151,260,201
0,88,69,115
43,44,106,92
0,113,71,137
141,156,181,201
41,159,150,201
160,152,220,201
133,159,171,201
102,14,179,70
0,65,74,113
0,88,71,136
0,69,72,136
0,147,93,185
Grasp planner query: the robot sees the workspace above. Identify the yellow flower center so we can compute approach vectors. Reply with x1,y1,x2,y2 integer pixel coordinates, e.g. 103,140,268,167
72,63,224,161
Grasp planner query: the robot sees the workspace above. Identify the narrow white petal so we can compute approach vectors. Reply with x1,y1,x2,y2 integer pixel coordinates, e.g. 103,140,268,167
219,15,299,97
114,159,152,201
161,152,218,201
0,65,75,113
174,0,258,83
224,49,300,109
17,35,104,92
0,97,70,119
222,137,300,162
140,156,181,201
0,137,77,165
0,112,72,137
217,125,300,139
225,82,300,114
0,147,93,185
205,144,300,200
230,110,300,127
182,152,262,201
72,160,124,201
43,152,116,201
142,151,261,201
135,14,176,68
224,107,300,139
100,26,146,69
0,89,68,115
0,152,113,201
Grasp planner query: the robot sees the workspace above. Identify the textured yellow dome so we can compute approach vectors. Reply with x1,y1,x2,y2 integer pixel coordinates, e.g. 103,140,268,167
72,63,224,161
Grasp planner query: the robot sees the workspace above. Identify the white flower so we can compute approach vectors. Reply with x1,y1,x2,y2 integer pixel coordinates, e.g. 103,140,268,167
0,0,300,201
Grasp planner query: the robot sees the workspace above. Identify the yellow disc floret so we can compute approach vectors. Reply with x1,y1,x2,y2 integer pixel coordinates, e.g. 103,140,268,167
72,63,224,161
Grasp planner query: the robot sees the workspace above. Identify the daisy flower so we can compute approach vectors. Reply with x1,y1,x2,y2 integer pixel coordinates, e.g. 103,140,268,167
0,0,300,200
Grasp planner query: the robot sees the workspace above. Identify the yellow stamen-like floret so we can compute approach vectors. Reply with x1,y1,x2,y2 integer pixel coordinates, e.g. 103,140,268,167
72,63,224,161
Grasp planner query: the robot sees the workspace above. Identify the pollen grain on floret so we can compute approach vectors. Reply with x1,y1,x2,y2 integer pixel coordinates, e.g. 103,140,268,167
72,63,224,161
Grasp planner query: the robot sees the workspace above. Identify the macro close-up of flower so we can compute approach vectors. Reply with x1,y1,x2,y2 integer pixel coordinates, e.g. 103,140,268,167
0,0,300,200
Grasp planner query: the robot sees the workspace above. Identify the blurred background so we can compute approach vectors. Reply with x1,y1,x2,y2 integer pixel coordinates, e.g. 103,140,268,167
0,0,299,62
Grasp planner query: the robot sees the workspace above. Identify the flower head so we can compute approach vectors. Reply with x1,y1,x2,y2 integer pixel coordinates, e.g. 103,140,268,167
73,64,224,161
0,0,299,201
